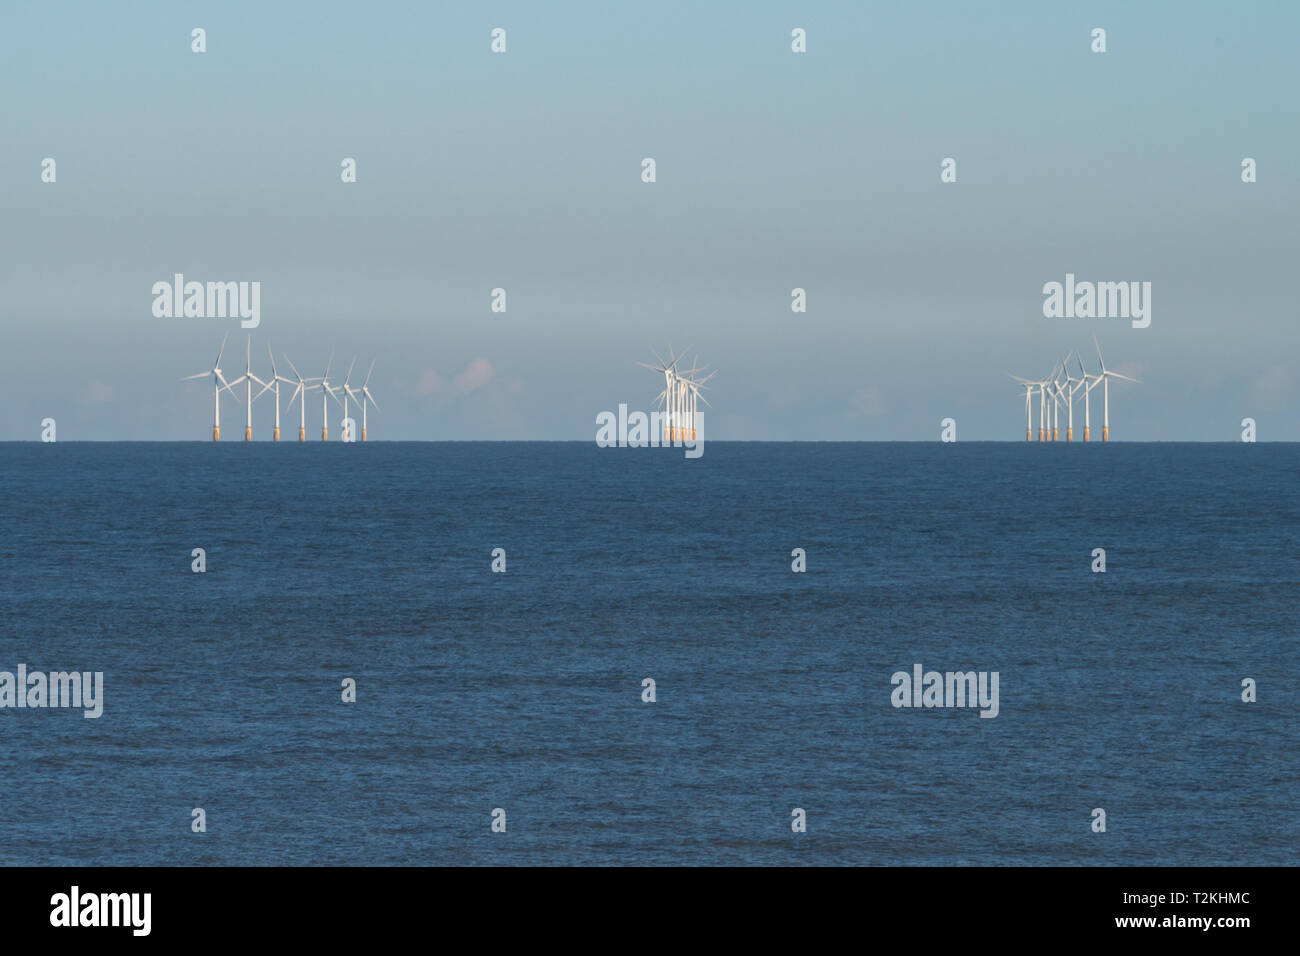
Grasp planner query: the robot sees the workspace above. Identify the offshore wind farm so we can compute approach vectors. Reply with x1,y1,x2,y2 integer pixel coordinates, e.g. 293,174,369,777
181,333,380,441
179,332,1155,445
1009,336,1140,442
639,346,715,444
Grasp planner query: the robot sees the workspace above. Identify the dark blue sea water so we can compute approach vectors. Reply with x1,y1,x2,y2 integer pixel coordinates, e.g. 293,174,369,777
0,443,1295,866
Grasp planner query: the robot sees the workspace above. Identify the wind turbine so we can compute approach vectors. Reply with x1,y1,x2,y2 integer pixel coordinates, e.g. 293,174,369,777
180,332,241,441
358,360,380,442
682,369,714,440
638,346,688,442
1060,351,1087,441
282,354,321,442
1094,335,1140,442
1010,361,1061,442
253,343,293,442
1076,353,1102,442
1046,359,1067,442
677,357,715,441
338,357,369,441
1049,356,1073,442
318,352,343,441
223,336,269,441
1008,377,1035,440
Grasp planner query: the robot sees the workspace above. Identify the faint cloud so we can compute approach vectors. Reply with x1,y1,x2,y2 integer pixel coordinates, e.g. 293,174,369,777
415,359,493,398
416,368,445,396
453,358,493,394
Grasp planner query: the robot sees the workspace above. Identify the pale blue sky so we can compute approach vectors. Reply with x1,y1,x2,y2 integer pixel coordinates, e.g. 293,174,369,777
2,1,1297,439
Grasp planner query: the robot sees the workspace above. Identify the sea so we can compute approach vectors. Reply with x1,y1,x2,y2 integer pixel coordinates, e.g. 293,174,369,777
0,442,1295,866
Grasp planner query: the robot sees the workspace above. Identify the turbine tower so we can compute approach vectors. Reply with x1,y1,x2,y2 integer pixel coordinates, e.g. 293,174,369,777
318,352,342,441
254,343,293,442
1061,352,1086,441
181,332,240,441
638,346,685,443
358,360,380,442
1077,353,1101,442
337,357,358,439
223,337,269,441
1094,335,1140,442
283,354,321,442
677,356,715,441
1009,365,1058,442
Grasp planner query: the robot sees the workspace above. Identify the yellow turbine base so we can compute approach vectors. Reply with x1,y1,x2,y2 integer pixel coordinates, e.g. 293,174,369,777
1039,429,1045,442
273,426,280,442
213,426,220,442
322,428,329,441
299,427,306,442
1026,429,1032,442
1084,427,1090,442
362,428,367,442
245,426,252,441
1052,428,1059,442
1067,428,1073,442
1103,427,1110,442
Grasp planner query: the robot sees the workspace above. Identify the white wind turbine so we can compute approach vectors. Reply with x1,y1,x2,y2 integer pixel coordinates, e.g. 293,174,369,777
338,357,366,441
683,369,714,440
1050,356,1073,442
1010,379,1035,441
318,352,343,441
282,354,321,442
1046,359,1067,442
335,358,361,442
678,356,715,440
1060,351,1088,441
1076,353,1101,442
358,360,380,442
180,331,241,441
638,346,687,442
222,336,270,441
1009,361,1061,442
252,343,293,442
1093,335,1140,442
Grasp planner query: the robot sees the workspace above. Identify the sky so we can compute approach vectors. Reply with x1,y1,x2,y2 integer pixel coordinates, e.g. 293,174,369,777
1,0,1297,440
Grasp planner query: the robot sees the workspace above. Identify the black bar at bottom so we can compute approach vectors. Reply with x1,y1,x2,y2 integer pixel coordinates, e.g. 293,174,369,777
0,866,1275,941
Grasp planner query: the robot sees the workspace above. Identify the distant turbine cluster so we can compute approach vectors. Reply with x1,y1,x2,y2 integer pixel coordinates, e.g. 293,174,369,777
182,333,380,441
639,346,715,441
1009,336,1139,442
